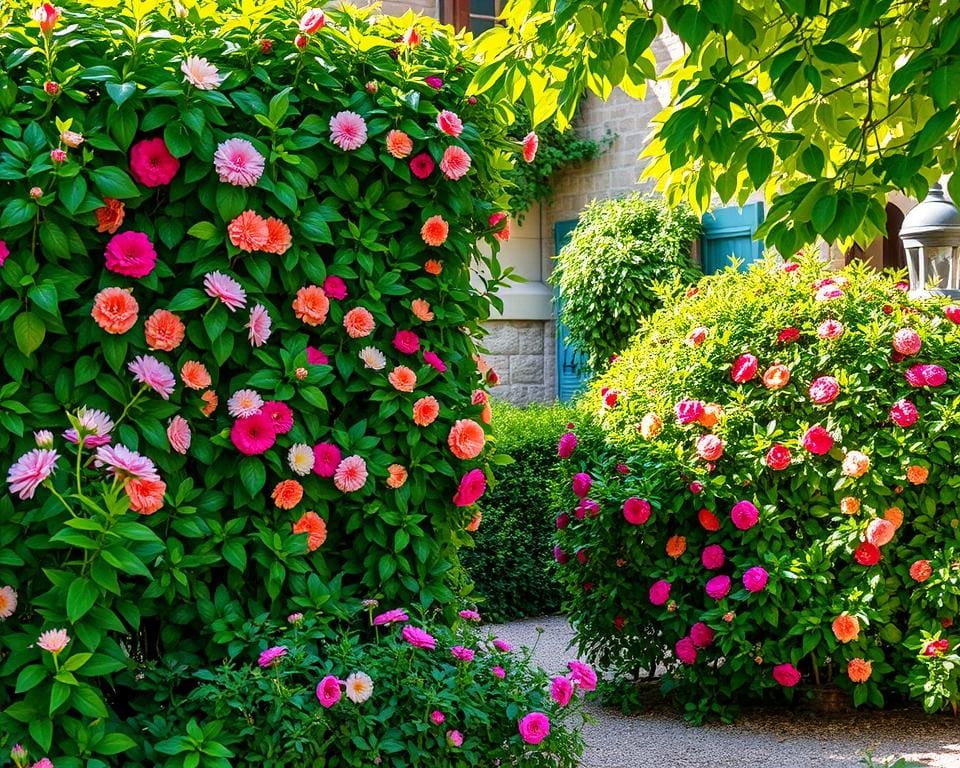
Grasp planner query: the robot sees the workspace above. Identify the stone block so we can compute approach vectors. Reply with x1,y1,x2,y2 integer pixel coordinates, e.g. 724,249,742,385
517,322,546,354
482,323,519,355
510,353,544,384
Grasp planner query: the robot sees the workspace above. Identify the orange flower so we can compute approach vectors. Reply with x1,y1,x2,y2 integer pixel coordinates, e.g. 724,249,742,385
465,512,482,532
200,390,218,416
343,307,375,338
263,217,292,255
480,401,492,424
387,464,408,489
126,477,166,515
884,507,903,528
665,535,686,559
144,309,185,351
840,497,860,516
762,364,790,390
227,209,269,252
91,287,138,334
292,285,330,326
412,395,440,426
847,658,872,683
272,479,304,510
448,418,485,460
639,412,662,439
841,451,870,478
420,215,448,247
906,465,928,485
832,612,859,643
473,355,489,374
388,365,417,392
424,259,443,275
182,361,212,390
697,403,724,428
411,298,434,322
386,129,413,159
910,559,932,582
293,511,327,551
94,197,125,234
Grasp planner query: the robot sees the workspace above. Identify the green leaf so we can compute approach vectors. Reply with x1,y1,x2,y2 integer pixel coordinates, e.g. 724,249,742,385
167,287,210,311
49,680,71,715
15,664,48,693
60,652,92,672
28,282,59,318
14,312,45,356
72,684,109,717
91,166,141,199
59,174,88,213
106,81,137,106
39,221,71,261
811,194,837,233
187,221,219,240
239,457,266,496
29,718,52,752
222,539,247,571
96,733,137,755
0,198,36,228
66,578,99,622
746,146,774,189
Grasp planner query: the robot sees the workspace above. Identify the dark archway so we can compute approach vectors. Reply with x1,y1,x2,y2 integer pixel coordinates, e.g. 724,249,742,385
845,201,907,269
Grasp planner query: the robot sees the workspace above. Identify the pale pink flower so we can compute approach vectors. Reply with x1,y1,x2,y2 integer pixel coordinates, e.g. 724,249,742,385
7,449,59,499
32,758,54,768
204,271,247,312
287,443,315,476
0,585,17,619
247,304,271,347
213,138,265,187
345,671,373,703
167,416,191,454
359,346,386,370
439,146,471,180
373,608,409,625
95,444,160,481
181,56,222,89
436,110,463,137
129,355,176,399
37,628,70,654
34,430,54,448
522,131,539,163
64,407,113,447
334,455,367,493
228,389,264,418
299,8,325,33
330,111,367,151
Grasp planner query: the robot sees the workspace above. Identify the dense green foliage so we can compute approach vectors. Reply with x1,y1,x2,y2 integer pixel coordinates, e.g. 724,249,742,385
472,0,960,253
555,255,960,722
550,193,701,370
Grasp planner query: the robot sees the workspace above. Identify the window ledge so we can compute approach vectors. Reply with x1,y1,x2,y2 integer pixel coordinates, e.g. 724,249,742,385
489,281,554,321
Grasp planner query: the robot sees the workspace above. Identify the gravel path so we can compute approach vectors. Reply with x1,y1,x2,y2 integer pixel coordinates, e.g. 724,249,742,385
491,616,960,768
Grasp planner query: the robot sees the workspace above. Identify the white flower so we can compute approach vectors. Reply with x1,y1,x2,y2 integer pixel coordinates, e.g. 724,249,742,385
345,671,373,703
358,346,386,371
181,56,222,90
227,389,263,418
287,443,315,476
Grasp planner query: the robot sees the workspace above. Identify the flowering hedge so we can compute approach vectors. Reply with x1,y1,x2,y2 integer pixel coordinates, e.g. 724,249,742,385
0,0,538,762
555,256,960,721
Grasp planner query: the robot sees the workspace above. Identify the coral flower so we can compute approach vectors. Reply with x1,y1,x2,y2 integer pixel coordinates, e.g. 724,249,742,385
421,215,449,247
436,110,463,137
204,271,247,311
181,361,212,390
766,443,792,470
698,507,721,531
387,464,408,488
0,585,17,619
91,287,138,334
665,535,686,559
522,131,539,163
129,355,176,399
263,218,292,254
37,628,70,654
94,197,125,233
201,390,219,416
640,412,663,438
413,396,440,426
126,477,166,515
762,364,790,390
389,366,417,392
453,468,486,506
181,56,222,89
697,403,723,428
440,145,471,180
424,258,443,275
313,443,342,478
386,129,413,158
144,309,185,351
818,319,844,339
468,512,483,532
272,479,304,509
230,413,276,455
213,137,265,187
489,211,511,242
129,137,179,187
448,419,485,460
105,231,157,278
246,304,271,347
696,434,724,461
867,518,895,547
228,210,270,252
359,346,386,370
330,111,367,151
832,613,860,642
344,307,375,338
293,511,327,551
7,448,59,499
840,496,860,515
410,152,435,179
847,658,872,683
842,451,870,478
884,506,904,528
167,415,191,454
411,298,434,321
33,3,60,34
227,389,264,418
910,559,933,582
907,465,928,485
334,455,367,493
292,285,330,326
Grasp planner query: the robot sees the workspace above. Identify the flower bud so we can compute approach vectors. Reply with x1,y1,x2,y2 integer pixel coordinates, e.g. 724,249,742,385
259,38,273,54
29,186,43,199
50,148,67,163
60,130,84,148
295,366,308,381
365,81,378,93
294,33,308,50
43,81,60,96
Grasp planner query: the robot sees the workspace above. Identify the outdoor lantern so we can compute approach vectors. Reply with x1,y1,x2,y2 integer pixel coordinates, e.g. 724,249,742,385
901,182,960,298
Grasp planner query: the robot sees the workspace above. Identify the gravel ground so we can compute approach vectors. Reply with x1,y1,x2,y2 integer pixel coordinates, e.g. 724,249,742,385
491,616,960,768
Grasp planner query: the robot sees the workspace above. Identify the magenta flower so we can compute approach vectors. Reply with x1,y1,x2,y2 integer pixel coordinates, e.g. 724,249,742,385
204,271,247,312
742,566,769,593
246,304,271,347
450,645,475,662
401,625,436,649
446,730,463,747
425,75,443,88
730,500,759,530
772,663,801,687
423,350,447,372
316,674,342,707
890,399,918,427
571,472,591,498
258,645,287,668
329,111,367,151
492,639,513,652
307,346,329,365
550,675,573,706
430,710,445,725
458,609,481,622
808,375,840,404
705,575,732,601
129,355,176,399
213,137,265,187
557,432,577,458
229,413,277,456
312,442,341,477
322,275,348,300
905,363,947,388
393,330,420,355
701,544,725,570
453,469,486,506
7,449,59,499
649,579,671,606
492,665,506,678
372,608,409,626
690,622,715,648
675,636,697,665
95,444,159,481
675,398,705,424
262,401,293,434
518,712,550,745
409,152,435,179
623,496,651,525
104,231,157,278
567,660,597,691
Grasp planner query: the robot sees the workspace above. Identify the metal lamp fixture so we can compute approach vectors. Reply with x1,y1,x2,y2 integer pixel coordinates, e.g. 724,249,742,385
900,182,960,298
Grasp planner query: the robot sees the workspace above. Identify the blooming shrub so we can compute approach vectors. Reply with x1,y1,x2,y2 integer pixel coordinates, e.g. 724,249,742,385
555,255,960,721
0,1,530,761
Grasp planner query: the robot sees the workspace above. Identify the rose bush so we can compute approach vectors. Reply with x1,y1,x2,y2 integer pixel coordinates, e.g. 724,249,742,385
554,255,960,721
0,0,534,761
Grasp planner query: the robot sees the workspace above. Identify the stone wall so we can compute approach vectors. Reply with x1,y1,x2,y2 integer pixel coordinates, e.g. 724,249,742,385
483,320,557,405
378,0,438,16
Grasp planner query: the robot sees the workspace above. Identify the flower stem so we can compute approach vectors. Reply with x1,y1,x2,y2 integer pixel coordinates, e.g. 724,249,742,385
114,385,148,429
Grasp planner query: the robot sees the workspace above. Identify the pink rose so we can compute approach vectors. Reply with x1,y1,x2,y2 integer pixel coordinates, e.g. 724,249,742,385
567,660,597,691
772,663,801,687
808,376,840,404
802,425,833,455
557,432,577,458
555,513,570,529
866,518,895,547
571,472,592,498
742,566,769,593
623,496,651,525
892,328,921,356
322,275,347,300
550,676,574,706
817,319,844,339
402,625,436,649
730,500,759,530
104,231,157,278
696,434,724,461
689,481,704,495
701,544,725,570
944,305,960,324
316,675,341,707
129,137,180,187
553,546,569,565
393,330,420,355
649,579,671,606
518,712,550,745
890,399,918,427
705,575,731,600
675,636,697,665
731,354,759,383
690,622,714,648
906,364,947,388
675,398,704,425
453,469,486,507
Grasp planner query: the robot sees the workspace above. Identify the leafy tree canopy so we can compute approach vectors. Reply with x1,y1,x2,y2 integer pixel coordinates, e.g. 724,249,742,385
469,0,960,254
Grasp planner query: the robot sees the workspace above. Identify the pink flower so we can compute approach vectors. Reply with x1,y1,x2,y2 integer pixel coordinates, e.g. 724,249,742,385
696,434,724,461
31,759,54,768
204,271,247,312
167,415,191,454
436,110,463,137
32,2,60,34
313,443,342,478
802,425,834,455
245,304,271,347
430,710,445,725
567,660,597,691
7,449,59,499
742,566,769,592
316,675,341,708
334,455,367,493
493,639,513,652
687,326,708,346
322,275,348,300
453,469,486,506
550,676,574,706
522,131,539,163
230,413,277,455
731,354,759,383
446,730,463,748
402,625,436,649
706,575,731,600
95,444,159,481
129,137,180,187
766,444,792,470
492,665,506,678
213,138,265,187
181,56,222,90
690,622,714,648
373,608,410,626
37,628,70,654
423,350,447,372
425,75,443,88
410,152,435,179
623,496,651,525
816,284,844,301
731,500,759,530
866,518,896,547
893,328,922,356
64,407,113,447
701,544,725,570
817,319,844,339
675,636,697,665
330,111,367,151
227,389,264,418
129,355,176,399
299,7,325,33
906,363,947,388
777,327,800,344
890,399,918,427
258,645,287,667
440,145,471,180
262,401,293,434
518,712,550,745
649,579,671,606
809,375,840,404
104,231,157,278
459,609,481,621
772,663,801,687
50,148,66,163
675,399,704,424
450,645,475,662
571,472,592,498
393,330,420,355
944,305,960,324
0,240,8,267
557,432,577,458
307,346,329,365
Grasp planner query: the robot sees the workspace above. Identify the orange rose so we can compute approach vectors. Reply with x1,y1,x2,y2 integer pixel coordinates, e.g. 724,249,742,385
412,396,440,427
448,419,485,460
126,477,166,515
840,497,860,516
697,403,724,428
200,390,218,416
386,129,413,159
388,365,417,392
832,612,860,643
344,307,376,338
227,209,269,252
293,511,327,551
906,465,928,485
182,361,212,390
272,479,304,510
847,658,872,683
424,259,443,275
411,298,434,321
910,559,932,582
387,464,408,489
292,285,330,326
841,451,870,478
144,309,185,351
263,217,292,255
762,364,790,390
421,215,448,246
884,507,904,528
94,197,125,234
91,286,138,334
639,412,662,440
665,535,686,559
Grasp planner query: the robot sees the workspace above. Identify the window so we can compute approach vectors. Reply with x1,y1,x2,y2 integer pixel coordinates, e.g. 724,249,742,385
441,0,504,33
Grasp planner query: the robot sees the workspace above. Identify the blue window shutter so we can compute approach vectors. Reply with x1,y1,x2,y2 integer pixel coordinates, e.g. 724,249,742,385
554,220,591,402
700,202,765,275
